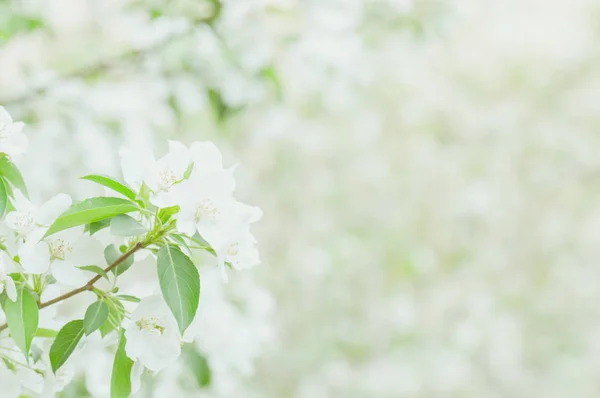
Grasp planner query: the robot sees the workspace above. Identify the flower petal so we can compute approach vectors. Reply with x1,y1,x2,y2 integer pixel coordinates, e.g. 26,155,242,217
68,235,104,266
130,361,144,394
12,189,35,213
52,259,89,287
120,145,156,191
190,141,223,172
163,140,191,175
19,241,50,274
216,253,229,283
0,106,13,125
35,193,72,226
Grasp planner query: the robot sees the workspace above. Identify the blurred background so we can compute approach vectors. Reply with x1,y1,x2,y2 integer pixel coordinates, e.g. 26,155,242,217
2,0,600,396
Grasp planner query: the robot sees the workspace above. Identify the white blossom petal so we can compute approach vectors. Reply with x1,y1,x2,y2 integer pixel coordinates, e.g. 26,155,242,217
19,240,50,274
0,106,13,125
35,193,72,226
52,259,89,287
11,189,34,213
190,141,223,172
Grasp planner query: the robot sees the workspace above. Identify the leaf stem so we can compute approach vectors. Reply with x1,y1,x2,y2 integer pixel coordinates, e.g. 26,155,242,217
0,242,144,333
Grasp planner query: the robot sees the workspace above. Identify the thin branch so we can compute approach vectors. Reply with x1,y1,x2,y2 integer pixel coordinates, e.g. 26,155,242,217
0,242,144,333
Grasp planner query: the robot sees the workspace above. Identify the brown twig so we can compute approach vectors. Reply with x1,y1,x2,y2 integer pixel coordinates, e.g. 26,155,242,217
0,242,144,333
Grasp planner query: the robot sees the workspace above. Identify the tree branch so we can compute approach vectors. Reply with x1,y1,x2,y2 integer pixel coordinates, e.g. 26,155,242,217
0,241,144,333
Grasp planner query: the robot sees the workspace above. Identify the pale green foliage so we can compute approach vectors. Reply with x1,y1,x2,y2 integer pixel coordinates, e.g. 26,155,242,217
84,301,109,336
0,155,27,197
81,175,137,201
111,331,134,398
44,197,140,238
50,320,84,373
1,288,38,359
157,245,200,334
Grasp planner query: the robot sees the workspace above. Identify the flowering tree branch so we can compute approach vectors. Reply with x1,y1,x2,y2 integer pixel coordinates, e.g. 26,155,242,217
0,242,145,332
0,105,262,396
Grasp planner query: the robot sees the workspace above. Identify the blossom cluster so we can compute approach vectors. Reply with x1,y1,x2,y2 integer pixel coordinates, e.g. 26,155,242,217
0,106,262,397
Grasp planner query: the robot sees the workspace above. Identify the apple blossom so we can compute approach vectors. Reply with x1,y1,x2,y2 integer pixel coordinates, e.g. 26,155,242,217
125,295,182,372
120,140,192,208
5,190,71,241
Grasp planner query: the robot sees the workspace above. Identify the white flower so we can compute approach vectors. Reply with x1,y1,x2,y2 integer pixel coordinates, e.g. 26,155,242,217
0,252,17,301
50,229,105,286
0,106,27,158
179,198,262,281
125,295,182,372
5,190,71,240
216,229,261,272
120,140,191,208
172,142,262,279
4,191,72,274
174,167,237,240
19,226,105,283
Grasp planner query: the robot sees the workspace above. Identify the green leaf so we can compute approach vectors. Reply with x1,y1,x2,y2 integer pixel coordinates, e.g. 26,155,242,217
110,214,148,236
111,330,134,398
49,320,85,373
169,233,191,252
2,288,38,358
86,218,112,235
35,328,58,338
116,294,141,303
0,155,27,197
81,174,136,201
158,205,180,224
157,244,200,334
100,299,125,338
84,301,109,335
78,265,109,281
0,177,7,217
192,232,210,246
44,197,139,238
183,344,211,387
138,182,151,206
104,244,134,276
183,163,194,179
